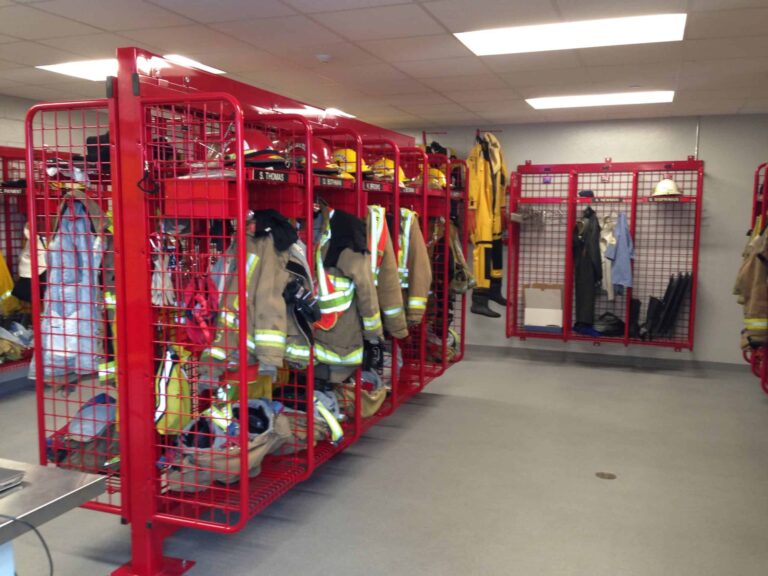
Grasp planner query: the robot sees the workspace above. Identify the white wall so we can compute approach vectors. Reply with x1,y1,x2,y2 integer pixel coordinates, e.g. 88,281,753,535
410,114,766,365
0,95,35,148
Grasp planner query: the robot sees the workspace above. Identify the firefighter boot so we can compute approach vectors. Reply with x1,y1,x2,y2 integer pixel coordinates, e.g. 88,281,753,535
471,290,500,318
488,279,507,306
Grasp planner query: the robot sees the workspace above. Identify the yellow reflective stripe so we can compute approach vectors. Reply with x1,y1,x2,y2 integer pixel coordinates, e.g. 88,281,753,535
314,395,344,443
203,405,232,432
234,253,259,309
409,296,427,310
314,343,363,365
253,331,287,347
745,318,768,329
398,208,414,288
98,361,116,380
383,306,403,317
362,313,382,331
0,290,11,301
222,311,238,327
209,347,227,360
104,291,116,306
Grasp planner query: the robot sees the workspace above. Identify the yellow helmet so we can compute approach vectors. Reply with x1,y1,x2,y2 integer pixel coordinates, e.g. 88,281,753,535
428,167,447,190
332,148,369,174
371,157,406,185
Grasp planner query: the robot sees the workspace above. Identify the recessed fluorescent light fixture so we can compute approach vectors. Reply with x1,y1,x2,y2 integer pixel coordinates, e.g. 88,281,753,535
456,14,687,56
526,90,675,110
164,54,225,75
37,58,118,81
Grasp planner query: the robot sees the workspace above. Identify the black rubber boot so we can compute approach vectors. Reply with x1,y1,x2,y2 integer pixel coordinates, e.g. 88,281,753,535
488,279,507,306
471,291,500,318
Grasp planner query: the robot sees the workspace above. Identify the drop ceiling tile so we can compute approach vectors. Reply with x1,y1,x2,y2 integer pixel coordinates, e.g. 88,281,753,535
0,5,100,39
0,41,80,66
422,0,559,33
683,37,768,61
394,101,467,115
0,76,21,89
447,88,522,103
686,8,768,39
740,97,768,113
462,99,529,114
690,0,768,12
356,78,432,96
379,92,454,106
281,42,379,69
0,33,17,43
503,67,592,88
679,58,768,89
555,0,687,20
0,84,83,101
514,84,596,98
34,0,192,31
476,110,536,124
320,63,410,86
312,5,443,41
0,65,78,84
585,62,681,89
676,87,761,102
422,74,507,91
416,110,483,123
181,48,287,74
579,43,683,67
38,33,160,58
147,0,295,23
213,15,343,51
360,34,471,62
121,25,250,54
393,57,488,78
483,51,582,73
284,0,412,11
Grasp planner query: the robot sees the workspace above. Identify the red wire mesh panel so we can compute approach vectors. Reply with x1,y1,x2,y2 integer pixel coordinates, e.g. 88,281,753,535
0,154,27,274
447,159,469,365
26,101,122,514
633,169,699,348
507,160,702,350
424,154,450,381
141,99,325,531
397,147,427,397
509,171,570,339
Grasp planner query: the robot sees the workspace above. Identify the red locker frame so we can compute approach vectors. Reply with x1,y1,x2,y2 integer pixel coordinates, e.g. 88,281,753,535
448,158,469,365
506,158,703,351
26,46,437,576
748,163,768,394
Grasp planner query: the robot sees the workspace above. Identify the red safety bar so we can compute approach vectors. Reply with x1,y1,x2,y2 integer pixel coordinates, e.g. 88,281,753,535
506,158,703,351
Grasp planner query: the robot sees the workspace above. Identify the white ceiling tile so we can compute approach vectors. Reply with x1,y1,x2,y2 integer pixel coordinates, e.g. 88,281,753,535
462,99,529,114
181,48,287,74
555,0,687,20
378,92,453,106
503,67,592,88
689,0,768,11
679,58,768,89
514,83,596,98
213,15,343,51
676,87,763,102
416,110,483,122
483,50,582,73
586,62,681,89
38,32,162,58
578,43,683,67
0,84,82,101
281,42,379,69
446,88,522,104
0,59,22,71
740,97,768,113
33,0,192,31
393,57,488,78
394,101,467,115
0,33,18,43
476,110,536,124
312,5,443,41
422,74,508,91
284,0,412,12
686,8,768,39
683,37,768,61
320,63,409,85
422,0,559,33
0,41,79,66
0,5,100,39
355,78,433,95
147,0,295,23
0,75,22,89
121,25,251,54
360,34,471,62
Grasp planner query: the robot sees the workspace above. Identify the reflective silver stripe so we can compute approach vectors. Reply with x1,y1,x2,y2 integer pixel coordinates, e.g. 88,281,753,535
368,205,386,283
383,306,403,317
209,347,227,360
286,344,311,359
745,318,768,329
398,208,414,288
98,361,116,380
154,350,174,424
253,332,287,347
222,311,238,327
104,292,116,306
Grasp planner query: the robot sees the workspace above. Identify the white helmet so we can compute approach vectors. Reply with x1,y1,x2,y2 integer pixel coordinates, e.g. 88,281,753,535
652,178,681,197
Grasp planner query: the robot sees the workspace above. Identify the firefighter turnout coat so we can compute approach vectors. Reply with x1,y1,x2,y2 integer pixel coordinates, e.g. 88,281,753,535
398,207,432,324
733,226,768,348
314,206,383,366
367,205,408,339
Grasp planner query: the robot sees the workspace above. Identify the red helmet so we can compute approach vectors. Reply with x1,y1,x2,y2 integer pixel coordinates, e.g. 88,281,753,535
225,128,285,167
279,136,341,174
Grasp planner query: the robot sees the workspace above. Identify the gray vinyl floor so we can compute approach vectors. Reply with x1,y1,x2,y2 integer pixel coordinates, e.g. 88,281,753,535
2,351,768,576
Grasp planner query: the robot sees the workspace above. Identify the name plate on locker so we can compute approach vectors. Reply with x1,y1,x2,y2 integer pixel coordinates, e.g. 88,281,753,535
364,182,383,192
318,176,343,187
253,170,288,183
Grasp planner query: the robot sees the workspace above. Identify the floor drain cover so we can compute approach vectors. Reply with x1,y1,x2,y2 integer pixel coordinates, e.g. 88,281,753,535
595,472,617,480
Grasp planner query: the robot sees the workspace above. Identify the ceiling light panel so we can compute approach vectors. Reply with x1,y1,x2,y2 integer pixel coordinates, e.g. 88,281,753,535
36,58,117,81
456,14,687,56
526,91,675,109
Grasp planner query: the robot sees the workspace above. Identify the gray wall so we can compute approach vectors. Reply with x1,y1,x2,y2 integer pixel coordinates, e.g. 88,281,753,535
0,95,34,148
409,114,766,365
